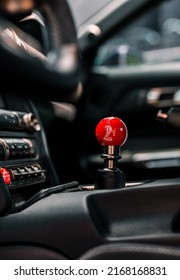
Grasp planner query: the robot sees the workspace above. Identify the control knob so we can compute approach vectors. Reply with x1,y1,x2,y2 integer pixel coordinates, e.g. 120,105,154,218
23,113,41,132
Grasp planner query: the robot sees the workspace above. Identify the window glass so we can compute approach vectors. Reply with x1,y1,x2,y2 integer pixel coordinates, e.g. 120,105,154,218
94,0,180,66
67,0,112,27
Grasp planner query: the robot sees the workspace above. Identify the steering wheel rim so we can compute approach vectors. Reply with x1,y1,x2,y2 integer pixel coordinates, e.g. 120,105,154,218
0,0,80,101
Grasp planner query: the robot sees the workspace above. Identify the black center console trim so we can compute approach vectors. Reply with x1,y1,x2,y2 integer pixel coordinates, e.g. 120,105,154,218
0,178,180,259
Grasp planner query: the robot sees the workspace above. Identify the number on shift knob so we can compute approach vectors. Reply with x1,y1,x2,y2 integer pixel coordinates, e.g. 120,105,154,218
95,116,128,146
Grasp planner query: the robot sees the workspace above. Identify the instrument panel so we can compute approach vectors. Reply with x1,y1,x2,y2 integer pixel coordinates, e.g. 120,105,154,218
0,108,49,191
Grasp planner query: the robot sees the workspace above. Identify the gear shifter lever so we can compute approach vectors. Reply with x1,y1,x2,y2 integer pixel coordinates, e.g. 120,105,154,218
95,116,128,190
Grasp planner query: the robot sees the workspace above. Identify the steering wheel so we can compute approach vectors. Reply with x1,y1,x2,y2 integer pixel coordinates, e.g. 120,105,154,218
0,0,80,101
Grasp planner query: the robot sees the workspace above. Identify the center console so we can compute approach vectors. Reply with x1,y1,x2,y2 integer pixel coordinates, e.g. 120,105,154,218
0,103,180,259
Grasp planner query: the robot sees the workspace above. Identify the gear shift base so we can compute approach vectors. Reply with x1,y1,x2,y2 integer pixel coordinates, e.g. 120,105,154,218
95,168,126,190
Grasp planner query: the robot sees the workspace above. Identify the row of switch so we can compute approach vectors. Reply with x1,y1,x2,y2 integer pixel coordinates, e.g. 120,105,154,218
0,138,36,160
0,165,46,187
0,109,41,132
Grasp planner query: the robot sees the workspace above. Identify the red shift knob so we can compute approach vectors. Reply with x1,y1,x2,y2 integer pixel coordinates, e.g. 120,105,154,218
95,116,128,146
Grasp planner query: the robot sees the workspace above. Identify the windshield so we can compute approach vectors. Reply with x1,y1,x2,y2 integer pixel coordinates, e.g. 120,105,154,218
67,0,112,27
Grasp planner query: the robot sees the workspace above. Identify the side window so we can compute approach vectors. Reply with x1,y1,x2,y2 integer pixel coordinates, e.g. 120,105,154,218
94,0,180,66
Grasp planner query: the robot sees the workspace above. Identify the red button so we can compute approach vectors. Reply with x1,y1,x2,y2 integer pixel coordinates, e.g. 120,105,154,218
95,116,128,146
0,168,11,185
